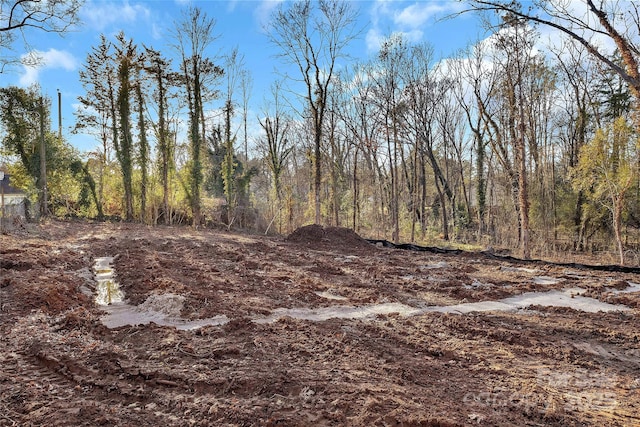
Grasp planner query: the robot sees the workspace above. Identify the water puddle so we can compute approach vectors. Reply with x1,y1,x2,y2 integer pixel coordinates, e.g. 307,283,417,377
611,282,640,294
100,295,228,330
334,255,358,263
93,258,632,330
532,276,562,285
315,291,349,301
253,302,422,324
424,288,630,314
465,279,494,289
94,257,124,305
254,288,630,323
422,261,448,270
500,266,538,274
93,258,228,330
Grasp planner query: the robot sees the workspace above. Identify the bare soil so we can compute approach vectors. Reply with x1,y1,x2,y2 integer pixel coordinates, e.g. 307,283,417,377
1,219,639,426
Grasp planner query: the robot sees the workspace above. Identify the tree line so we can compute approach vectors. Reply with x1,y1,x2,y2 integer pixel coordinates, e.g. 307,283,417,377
1,0,640,265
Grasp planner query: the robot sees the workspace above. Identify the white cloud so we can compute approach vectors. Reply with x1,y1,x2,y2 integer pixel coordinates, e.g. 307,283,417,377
254,0,285,29
151,22,164,40
366,27,385,53
366,0,461,54
367,28,424,53
394,2,452,29
81,0,151,31
403,28,424,43
19,49,78,86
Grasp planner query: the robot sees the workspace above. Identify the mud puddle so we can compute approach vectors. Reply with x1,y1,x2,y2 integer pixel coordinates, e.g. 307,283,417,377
424,287,631,314
94,257,124,305
253,302,421,324
100,294,229,330
611,282,640,294
93,258,228,330
94,259,632,329
253,287,630,323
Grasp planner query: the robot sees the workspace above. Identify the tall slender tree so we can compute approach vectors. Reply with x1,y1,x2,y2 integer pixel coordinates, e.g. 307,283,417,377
173,6,221,227
258,82,292,233
143,46,175,225
268,0,359,225
490,15,538,258
134,70,149,222
370,34,407,242
114,32,137,221
76,35,118,217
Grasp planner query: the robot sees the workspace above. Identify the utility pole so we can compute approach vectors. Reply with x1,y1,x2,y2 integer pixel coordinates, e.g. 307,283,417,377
40,96,47,218
57,89,62,140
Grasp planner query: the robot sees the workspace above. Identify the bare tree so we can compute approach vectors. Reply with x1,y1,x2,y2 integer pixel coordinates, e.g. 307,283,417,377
370,34,408,243
450,43,498,238
258,81,292,233
240,68,253,162
268,0,359,225
402,41,455,241
0,0,82,72
463,1,640,114
76,35,120,219
491,16,539,259
333,65,378,233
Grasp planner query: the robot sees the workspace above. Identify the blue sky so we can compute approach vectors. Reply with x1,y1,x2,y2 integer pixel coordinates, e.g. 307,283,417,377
2,0,485,153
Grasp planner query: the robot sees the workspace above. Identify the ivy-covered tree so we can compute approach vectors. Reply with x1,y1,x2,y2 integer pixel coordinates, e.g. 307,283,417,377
143,46,176,225
173,6,222,227
114,32,138,221
0,85,42,173
134,69,149,222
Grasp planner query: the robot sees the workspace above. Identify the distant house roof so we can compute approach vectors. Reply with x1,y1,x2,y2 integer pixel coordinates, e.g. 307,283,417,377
0,173,26,195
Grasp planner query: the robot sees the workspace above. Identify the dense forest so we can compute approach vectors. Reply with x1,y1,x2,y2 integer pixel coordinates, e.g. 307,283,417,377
1,0,640,265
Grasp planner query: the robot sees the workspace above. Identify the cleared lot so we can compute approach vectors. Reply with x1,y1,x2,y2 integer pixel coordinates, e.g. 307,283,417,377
1,220,639,426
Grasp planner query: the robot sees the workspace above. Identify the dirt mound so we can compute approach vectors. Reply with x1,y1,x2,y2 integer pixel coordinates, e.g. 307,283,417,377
286,224,371,251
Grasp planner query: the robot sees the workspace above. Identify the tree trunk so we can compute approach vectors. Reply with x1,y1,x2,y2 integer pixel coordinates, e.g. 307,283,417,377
391,118,400,243
314,121,322,225
352,147,358,231
518,163,531,259
135,82,148,223
613,197,625,266
435,174,449,241
39,96,48,218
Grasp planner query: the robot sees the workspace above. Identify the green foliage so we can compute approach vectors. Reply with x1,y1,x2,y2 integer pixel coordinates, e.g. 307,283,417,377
572,116,638,264
572,117,636,202
115,31,137,221
0,85,47,175
204,125,256,212
595,51,633,122
0,85,96,217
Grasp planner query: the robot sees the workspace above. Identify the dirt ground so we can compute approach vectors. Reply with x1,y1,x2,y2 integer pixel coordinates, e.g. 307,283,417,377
1,220,639,426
